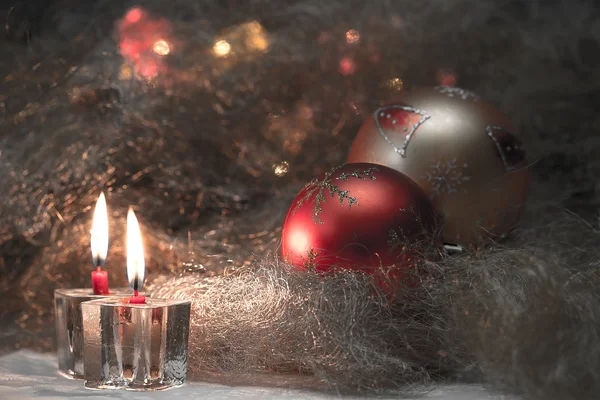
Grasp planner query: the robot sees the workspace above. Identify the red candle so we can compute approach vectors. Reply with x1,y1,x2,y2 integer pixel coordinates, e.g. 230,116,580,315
128,290,146,304
91,193,110,295
91,267,109,295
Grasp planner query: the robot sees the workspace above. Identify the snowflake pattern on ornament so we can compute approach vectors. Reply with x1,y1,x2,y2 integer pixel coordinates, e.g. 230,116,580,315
292,165,379,224
387,204,426,255
302,247,320,271
420,159,471,198
486,125,527,173
373,105,430,157
434,86,481,101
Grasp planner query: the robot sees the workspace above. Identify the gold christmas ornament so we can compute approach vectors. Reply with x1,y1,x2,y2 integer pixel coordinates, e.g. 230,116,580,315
347,86,530,247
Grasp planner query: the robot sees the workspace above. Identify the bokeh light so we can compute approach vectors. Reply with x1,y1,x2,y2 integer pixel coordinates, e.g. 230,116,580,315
272,161,290,177
384,77,404,91
125,7,143,25
213,40,231,57
345,29,360,44
117,6,173,79
213,21,270,59
339,57,356,76
119,64,133,80
437,70,457,86
244,21,269,52
153,40,171,56
137,60,160,79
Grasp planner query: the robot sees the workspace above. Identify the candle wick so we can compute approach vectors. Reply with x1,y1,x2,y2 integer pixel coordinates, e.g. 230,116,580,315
133,289,139,297
92,254,106,269
96,266,102,272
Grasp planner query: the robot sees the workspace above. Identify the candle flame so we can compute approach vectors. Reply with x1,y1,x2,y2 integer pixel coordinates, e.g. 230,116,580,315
90,192,109,267
127,208,146,291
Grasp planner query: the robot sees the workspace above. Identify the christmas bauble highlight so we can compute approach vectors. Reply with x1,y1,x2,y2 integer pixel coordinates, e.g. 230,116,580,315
347,86,530,247
280,163,439,282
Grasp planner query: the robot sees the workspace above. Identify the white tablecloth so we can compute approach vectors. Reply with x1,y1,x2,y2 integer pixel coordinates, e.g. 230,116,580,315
0,350,515,399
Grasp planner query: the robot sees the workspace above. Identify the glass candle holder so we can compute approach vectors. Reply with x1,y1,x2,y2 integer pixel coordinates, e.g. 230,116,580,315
54,288,134,379
81,297,191,391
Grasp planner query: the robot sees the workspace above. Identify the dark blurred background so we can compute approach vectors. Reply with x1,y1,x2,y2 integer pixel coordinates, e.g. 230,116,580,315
0,0,599,353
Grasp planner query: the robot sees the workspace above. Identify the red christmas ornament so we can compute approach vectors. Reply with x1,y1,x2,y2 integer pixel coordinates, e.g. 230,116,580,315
280,163,439,285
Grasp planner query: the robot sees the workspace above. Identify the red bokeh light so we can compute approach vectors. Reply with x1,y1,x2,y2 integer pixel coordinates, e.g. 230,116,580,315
125,7,143,25
339,57,356,76
436,70,457,86
117,7,173,79
136,59,159,79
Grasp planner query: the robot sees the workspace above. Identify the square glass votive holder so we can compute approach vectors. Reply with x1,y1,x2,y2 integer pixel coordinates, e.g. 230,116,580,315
54,288,133,379
82,297,191,391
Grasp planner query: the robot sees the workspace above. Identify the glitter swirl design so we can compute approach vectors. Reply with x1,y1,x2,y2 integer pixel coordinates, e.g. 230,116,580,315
434,86,481,101
373,105,430,157
486,125,526,172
